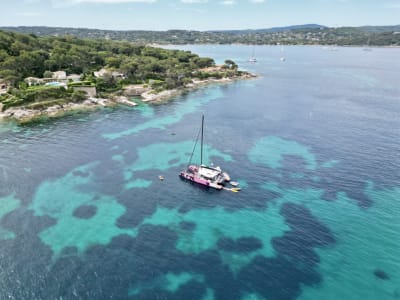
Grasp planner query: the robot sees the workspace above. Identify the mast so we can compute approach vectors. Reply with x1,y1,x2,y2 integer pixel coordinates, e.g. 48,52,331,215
200,114,204,165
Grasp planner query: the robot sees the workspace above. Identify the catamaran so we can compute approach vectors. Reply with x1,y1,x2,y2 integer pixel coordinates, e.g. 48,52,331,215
179,115,235,190
248,45,257,63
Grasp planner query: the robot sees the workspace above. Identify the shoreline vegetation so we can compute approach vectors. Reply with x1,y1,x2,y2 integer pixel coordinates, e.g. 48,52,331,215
0,74,255,123
0,30,255,123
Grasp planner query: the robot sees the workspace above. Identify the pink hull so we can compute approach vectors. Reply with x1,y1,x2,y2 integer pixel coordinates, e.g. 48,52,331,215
179,172,209,187
179,171,223,190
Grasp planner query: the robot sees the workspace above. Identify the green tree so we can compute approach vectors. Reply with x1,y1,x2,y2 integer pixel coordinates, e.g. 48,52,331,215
43,70,53,78
224,59,238,70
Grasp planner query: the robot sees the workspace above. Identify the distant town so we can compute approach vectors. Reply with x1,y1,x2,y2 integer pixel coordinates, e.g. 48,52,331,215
1,24,400,46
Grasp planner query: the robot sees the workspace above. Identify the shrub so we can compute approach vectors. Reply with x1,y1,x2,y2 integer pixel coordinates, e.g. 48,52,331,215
71,90,87,102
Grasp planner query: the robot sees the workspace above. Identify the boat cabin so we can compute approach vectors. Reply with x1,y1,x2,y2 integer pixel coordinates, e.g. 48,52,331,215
199,165,222,180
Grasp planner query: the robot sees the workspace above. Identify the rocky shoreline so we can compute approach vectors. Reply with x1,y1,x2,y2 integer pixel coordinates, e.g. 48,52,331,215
0,73,255,123
0,97,128,123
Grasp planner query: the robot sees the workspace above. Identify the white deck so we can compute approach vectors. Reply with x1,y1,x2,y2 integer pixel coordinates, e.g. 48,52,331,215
199,165,222,179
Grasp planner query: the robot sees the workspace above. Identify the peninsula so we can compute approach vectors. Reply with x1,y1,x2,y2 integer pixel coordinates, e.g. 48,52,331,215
0,30,254,123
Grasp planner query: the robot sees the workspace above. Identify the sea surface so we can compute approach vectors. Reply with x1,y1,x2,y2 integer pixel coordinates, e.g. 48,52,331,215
0,45,399,299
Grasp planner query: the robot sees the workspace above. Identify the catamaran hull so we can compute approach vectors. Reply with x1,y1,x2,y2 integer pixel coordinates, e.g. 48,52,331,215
179,172,223,190
179,115,228,191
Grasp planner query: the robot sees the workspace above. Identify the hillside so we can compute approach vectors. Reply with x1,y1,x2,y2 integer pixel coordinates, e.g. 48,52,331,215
0,30,248,120
1,25,400,46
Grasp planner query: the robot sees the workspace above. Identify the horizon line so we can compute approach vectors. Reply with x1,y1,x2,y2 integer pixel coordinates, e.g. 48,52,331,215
1,23,400,32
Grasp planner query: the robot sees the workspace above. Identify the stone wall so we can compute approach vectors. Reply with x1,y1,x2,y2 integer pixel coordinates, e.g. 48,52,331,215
73,86,97,98
123,84,150,96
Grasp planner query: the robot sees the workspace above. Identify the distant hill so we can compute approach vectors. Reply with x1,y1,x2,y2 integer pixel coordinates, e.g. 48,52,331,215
1,24,399,46
358,25,400,33
260,23,328,33
215,24,328,34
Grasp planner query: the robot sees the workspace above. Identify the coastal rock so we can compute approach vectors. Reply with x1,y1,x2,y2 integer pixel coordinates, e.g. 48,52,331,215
141,89,180,102
45,106,61,115
114,96,137,106
0,73,256,122
86,97,111,106
9,108,38,119
0,97,113,122
123,84,150,96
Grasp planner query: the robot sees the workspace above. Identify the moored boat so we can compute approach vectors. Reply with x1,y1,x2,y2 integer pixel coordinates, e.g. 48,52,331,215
179,115,233,190
248,45,257,63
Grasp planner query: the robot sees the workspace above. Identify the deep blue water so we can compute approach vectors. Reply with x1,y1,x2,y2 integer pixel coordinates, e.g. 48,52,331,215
0,45,399,299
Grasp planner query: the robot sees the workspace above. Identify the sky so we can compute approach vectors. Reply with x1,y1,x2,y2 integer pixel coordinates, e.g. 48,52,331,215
0,0,399,31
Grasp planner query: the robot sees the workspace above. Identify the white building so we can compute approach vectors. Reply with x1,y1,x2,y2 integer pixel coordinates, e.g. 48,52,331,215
94,68,108,78
94,68,126,79
52,71,67,80
67,74,81,82
0,79,9,95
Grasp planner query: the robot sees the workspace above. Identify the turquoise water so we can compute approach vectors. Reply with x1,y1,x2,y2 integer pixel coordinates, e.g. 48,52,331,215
0,45,399,299
248,136,317,169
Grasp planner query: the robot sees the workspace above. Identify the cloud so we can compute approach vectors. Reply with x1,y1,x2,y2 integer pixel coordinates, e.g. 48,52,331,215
220,0,236,5
249,0,265,3
181,0,208,3
61,0,156,4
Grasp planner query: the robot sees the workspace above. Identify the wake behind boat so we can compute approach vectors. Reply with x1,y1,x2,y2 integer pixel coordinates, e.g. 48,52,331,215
179,115,238,191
